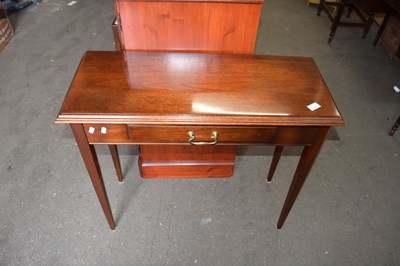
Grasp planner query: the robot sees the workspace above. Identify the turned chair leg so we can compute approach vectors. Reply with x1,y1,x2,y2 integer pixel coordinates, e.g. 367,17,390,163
317,0,325,16
347,6,353,18
329,0,346,43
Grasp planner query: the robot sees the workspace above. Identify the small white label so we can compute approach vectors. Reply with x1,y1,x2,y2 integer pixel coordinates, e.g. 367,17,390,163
101,127,107,134
68,1,77,6
394,85,400,93
307,102,321,111
88,127,95,134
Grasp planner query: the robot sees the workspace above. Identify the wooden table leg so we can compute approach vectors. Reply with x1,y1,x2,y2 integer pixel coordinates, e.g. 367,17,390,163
109,145,123,182
277,127,330,229
266,145,284,183
71,124,116,230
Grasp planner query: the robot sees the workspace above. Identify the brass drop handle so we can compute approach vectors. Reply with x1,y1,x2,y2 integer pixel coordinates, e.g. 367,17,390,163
188,131,218,145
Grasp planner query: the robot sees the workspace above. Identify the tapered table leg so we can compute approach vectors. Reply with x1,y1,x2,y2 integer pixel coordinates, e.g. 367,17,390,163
267,145,284,183
71,124,116,230
277,127,330,229
109,145,123,182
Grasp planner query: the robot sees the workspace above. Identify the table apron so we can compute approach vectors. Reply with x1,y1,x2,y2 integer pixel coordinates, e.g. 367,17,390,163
81,124,329,146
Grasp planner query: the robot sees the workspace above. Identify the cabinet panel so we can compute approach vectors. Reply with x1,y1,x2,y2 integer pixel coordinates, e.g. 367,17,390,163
117,1,262,54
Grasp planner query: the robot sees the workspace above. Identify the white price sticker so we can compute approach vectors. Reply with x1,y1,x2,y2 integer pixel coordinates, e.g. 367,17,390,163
307,102,321,111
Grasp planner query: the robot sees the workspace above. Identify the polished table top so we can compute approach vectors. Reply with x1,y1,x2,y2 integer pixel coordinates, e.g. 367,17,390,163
56,51,344,126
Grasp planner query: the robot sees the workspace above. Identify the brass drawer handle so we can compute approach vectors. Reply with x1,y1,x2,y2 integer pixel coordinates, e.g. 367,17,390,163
188,131,218,145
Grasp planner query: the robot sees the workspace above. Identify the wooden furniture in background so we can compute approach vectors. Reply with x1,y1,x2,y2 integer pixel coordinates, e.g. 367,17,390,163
374,0,400,56
0,3,13,53
375,0,400,136
307,0,339,12
113,0,262,54
112,0,263,177
317,0,388,43
55,51,344,229
389,115,400,135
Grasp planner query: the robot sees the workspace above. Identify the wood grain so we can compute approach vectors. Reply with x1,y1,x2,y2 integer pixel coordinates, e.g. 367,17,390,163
56,52,344,127
114,0,260,178
70,124,116,230
277,127,330,229
127,126,277,143
83,124,128,143
117,1,261,54
109,145,124,182
139,145,236,178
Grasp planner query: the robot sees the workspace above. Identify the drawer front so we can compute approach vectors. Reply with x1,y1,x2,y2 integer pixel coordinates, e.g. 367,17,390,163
128,126,277,144
84,124,129,143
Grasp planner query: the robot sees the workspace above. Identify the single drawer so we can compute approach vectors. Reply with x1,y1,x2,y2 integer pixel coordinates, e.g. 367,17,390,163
127,126,277,144
84,124,129,143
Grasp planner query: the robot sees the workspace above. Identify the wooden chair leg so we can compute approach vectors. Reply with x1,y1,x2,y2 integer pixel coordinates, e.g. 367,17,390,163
267,146,284,183
374,14,390,46
109,145,123,182
347,6,353,18
329,1,346,43
317,0,325,16
389,116,400,136
362,15,375,39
